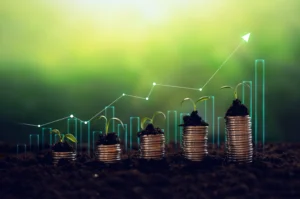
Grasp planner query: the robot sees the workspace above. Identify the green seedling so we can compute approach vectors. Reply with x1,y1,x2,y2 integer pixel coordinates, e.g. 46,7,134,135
141,111,166,129
51,129,77,143
99,115,124,134
181,96,211,111
220,82,250,99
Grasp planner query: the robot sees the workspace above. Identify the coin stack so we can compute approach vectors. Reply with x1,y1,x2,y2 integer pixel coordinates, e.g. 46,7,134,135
95,144,121,163
182,126,208,161
52,151,76,165
225,116,253,163
139,134,165,160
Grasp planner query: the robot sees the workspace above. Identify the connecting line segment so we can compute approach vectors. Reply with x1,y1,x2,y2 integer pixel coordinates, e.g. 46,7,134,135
201,41,244,90
88,94,124,122
155,84,199,91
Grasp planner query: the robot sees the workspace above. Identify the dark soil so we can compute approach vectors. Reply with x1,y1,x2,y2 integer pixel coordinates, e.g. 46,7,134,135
52,141,74,152
179,111,208,126
1,143,300,199
137,123,164,137
226,99,249,117
96,132,120,145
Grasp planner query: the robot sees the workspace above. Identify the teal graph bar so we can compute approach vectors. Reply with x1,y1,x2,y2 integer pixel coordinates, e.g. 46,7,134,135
105,106,115,132
67,118,78,150
210,96,215,147
180,113,189,147
204,100,207,120
255,59,266,148
167,110,177,145
242,81,253,118
54,134,64,143
16,144,27,157
41,127,52,149
118,124,128,152
79,121,91,155
217,117,224,148
29,134,39,152
130,117,140,150
92,131,102,153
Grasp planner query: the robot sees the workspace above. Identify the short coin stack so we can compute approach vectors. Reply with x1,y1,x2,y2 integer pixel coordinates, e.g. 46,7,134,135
225,116,253,163
182,126,208,161
52,151,76,165
139,134,165,160
95,144,121,163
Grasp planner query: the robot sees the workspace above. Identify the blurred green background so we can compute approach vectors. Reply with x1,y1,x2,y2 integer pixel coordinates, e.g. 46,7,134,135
1,0,299,144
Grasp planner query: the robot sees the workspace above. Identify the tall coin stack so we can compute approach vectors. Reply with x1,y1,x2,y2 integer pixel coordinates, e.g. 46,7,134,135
52,151,76,165
225,116,253,163
139,134,165,160
95,144,121,163
182,126,208,161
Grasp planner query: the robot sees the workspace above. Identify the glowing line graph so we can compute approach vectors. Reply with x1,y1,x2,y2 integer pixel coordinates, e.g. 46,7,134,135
19,33,250,128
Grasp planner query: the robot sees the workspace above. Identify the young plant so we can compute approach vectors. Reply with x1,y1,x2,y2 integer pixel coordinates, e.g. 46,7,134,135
181,96,210,111
141,111,166,130
220,82,250,99
99,115,124,134
220,82,250,116
51,129,77,143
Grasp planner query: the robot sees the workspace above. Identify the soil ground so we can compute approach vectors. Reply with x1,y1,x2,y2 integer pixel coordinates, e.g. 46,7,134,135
0,143,300,199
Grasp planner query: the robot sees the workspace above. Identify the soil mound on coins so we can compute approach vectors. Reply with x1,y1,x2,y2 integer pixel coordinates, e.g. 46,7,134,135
138,124,164,137
226,99,249,117
179,110,208,126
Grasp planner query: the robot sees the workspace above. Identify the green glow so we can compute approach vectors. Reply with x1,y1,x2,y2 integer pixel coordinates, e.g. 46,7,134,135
1,0,298,143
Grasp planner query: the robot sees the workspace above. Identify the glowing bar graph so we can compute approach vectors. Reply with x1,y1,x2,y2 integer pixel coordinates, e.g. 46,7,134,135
16,144,27,157
54,134,64,143
105,106,115,132
209,96,215,146
79,121,91,155
130,117,140,150
92,131,102,153
67,118,78,150
217,116,226,148
255,59,265,148
242,81,253,118
41,127,52,149
167,110,177,145
179,113,190,147
118,124,128,152
29,134,39,152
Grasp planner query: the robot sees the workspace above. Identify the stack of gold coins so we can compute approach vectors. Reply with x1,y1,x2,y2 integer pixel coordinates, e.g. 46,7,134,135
139,134,165,160
225,116,253,163
95,144,121,163
182,126,208,161
52,151,76,165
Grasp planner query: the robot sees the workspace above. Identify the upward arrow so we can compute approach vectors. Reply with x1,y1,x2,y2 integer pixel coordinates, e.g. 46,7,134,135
242,33,251,42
